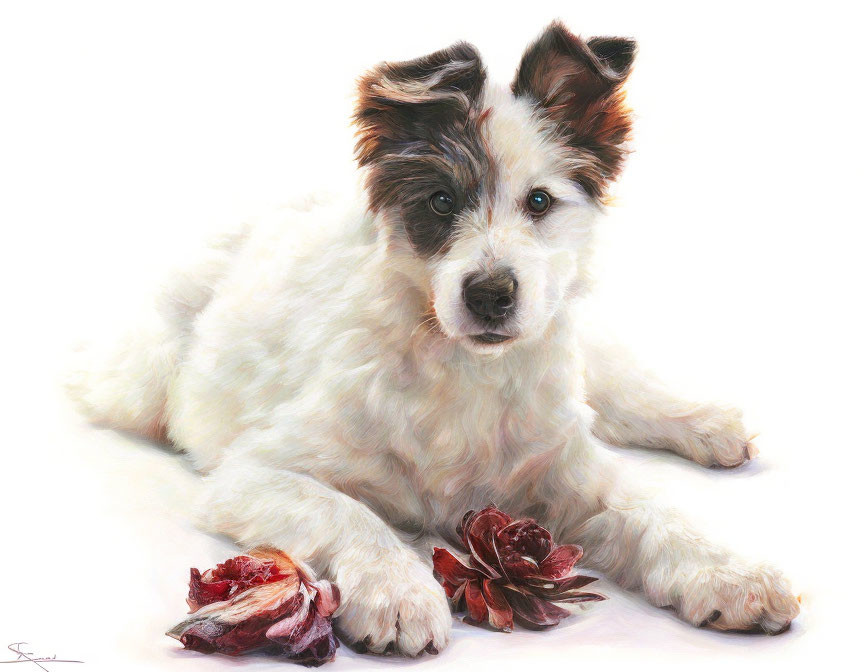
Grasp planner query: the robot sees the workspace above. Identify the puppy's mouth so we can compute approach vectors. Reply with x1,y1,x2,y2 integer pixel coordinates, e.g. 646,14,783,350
469,332,514,345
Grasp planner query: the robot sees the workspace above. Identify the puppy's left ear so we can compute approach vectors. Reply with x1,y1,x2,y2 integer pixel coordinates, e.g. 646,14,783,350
513,22,636,198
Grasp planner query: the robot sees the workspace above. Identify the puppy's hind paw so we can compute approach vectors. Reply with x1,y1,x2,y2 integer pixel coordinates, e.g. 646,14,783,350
673,404,756,468
334,552,451,656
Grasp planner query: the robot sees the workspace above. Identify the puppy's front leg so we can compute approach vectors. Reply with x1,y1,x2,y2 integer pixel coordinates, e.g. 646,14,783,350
536,436,799,633
202,451,450,656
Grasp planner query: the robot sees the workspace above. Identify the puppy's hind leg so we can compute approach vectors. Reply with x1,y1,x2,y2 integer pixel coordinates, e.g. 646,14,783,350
66,306,181,442
202,446,451,657
66,224,249,441
583,338,755,468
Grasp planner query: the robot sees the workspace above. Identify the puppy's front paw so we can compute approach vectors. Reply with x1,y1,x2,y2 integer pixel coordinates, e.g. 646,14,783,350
334,551,451,656
672,404,755,468
677,562,799,634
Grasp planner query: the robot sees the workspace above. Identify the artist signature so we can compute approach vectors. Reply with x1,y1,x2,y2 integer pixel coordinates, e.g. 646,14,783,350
0,643,83,670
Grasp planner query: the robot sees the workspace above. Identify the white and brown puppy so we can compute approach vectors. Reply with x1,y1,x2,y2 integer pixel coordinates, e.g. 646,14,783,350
70,22,799,656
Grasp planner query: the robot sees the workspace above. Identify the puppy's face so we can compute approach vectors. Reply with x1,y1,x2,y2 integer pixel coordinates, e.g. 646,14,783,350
356,23,635,354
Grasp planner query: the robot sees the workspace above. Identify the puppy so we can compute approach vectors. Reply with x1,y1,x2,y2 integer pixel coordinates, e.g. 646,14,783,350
69,22,799,656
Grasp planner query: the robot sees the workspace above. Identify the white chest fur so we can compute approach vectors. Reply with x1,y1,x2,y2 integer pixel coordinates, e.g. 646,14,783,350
166,204,589,532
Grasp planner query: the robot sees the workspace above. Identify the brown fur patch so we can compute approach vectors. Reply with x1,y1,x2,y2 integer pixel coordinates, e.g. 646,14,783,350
512,22,636,199
354,43,492,257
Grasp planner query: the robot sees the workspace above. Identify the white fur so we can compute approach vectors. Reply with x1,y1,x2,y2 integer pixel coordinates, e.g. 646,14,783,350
68,84,798,654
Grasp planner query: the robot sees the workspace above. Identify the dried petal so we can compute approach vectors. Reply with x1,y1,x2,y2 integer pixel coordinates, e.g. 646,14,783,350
521,573,599,598
503,587,572,629
432,547,485,592
169,586,303,655
309,580,341,619
448,580,467,609
456,509,476,541
463,507,511,578
553,591,606,604
463,579,488,624
187,568,231,609
481,579,513,632
536,544,583,580
190,573,301,625
266,587,340,666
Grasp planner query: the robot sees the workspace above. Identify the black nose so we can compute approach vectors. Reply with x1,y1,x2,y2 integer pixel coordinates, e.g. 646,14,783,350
462,269,518,322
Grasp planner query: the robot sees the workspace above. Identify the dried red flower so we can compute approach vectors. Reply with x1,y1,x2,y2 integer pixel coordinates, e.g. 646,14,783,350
167,547,340,666
433,505,604,631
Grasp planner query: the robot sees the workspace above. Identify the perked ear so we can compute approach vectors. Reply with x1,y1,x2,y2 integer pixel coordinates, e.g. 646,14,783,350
354,43,487,167
512,22,637,198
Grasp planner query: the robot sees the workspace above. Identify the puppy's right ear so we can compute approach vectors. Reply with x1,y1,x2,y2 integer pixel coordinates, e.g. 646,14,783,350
354,43,486,166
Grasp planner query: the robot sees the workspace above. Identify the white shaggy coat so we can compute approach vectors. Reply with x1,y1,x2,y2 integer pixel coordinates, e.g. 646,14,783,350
69,44,799,655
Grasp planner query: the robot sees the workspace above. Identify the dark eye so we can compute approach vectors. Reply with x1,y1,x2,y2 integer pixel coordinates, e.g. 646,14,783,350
526,189,552,215
429,191,454,216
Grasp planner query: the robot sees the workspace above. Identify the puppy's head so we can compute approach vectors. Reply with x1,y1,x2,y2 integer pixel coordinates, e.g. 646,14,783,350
355,22,635,354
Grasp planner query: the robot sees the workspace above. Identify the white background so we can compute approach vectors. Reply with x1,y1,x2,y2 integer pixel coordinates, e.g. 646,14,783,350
1,1,862,670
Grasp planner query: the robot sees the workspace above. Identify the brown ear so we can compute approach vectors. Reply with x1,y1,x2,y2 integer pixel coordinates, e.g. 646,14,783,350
354,43,487,167
512,22,636,198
